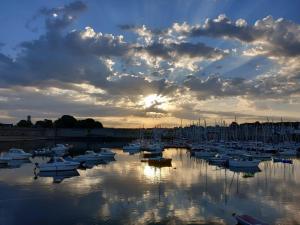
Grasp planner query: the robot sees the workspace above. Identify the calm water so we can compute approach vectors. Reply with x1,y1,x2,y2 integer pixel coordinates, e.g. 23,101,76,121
0,141,300,225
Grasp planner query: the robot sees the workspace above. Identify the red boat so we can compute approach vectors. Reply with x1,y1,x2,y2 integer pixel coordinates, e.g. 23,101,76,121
232,213,269,225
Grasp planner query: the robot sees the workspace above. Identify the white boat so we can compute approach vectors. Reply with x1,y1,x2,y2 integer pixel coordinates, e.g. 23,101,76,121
3,148,32,160
51,144,70,156
99,148,116,158
36,157,79,172
73,150,104,163
194,151,215,158
229,156,260,168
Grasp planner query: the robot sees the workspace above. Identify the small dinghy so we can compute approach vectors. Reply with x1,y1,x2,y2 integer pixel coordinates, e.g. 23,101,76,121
232,213,269,225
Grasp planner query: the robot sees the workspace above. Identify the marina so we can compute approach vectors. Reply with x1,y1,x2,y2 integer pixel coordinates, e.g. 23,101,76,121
0,140,299,225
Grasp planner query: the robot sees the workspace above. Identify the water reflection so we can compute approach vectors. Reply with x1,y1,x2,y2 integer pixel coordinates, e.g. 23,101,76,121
35,170,80,183
0,143,299,225
0,159,31,169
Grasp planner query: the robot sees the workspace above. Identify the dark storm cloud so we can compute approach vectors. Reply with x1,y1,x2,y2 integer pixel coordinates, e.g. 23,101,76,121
184,74,300,100
189,15,256,42
185,15,300,57
65,27,131,57
184,75,248,99
2,0,300,124
0,86,169,119
118,24,166,35
0,26,133,89
0,31,110,87
105,76,177,97
125,15,300,58
136,42,226,60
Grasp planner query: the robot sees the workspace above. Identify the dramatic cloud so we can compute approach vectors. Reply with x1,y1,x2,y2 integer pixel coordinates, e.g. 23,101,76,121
183,15,300,58
136,42,226,61
184,74,300,100
1,2,300,126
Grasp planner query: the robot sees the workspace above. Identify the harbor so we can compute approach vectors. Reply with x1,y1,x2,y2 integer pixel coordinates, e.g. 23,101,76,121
1,0,300,224
0,139,299,225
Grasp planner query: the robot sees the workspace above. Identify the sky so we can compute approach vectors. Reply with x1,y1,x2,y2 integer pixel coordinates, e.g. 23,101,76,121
0,0,300,127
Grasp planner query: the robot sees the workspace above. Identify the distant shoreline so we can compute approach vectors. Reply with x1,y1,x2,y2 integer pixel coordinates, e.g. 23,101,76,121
0,127,141,142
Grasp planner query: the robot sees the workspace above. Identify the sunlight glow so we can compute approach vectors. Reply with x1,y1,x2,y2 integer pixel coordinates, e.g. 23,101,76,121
142,94,166,108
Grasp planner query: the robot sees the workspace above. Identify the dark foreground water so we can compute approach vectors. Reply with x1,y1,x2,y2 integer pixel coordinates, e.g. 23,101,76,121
0,141,299,225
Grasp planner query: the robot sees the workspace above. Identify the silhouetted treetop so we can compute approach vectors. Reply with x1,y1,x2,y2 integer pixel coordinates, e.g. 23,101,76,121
16,120,33,128
54,115,103,128
35,119,53,128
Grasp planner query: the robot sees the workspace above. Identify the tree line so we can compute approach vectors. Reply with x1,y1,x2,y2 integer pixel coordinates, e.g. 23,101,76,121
15,115,103,129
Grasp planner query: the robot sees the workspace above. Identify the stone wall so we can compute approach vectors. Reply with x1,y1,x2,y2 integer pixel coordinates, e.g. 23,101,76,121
0,127,141,141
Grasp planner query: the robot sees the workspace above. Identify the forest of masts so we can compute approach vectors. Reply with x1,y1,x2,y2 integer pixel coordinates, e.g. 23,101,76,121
153,119,300,143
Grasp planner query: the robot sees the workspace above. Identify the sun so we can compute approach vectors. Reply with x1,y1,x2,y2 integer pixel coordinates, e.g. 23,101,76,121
143,94,164,108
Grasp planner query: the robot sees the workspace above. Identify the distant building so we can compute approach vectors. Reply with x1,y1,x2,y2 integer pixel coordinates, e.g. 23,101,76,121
27,115,31,123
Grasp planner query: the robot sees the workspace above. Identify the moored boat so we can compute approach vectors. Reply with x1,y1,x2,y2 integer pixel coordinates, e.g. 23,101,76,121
229,155,260,168
123,143,141,152
146,143,164,152
208,154,230,166
99,148,116,158
0,154,11,165
36,157,80,172
3,148,32,160
73,150,104,163
51,144,70,156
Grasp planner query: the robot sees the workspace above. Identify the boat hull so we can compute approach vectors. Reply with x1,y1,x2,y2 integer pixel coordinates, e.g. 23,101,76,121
38,163,79,172
73,156,103,163
123,146,140,151
99,153,116,158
